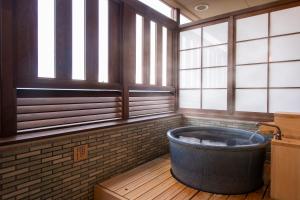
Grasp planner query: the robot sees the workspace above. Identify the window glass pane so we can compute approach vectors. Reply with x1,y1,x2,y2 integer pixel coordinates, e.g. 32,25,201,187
236,64,268,88
203,45,227,67
180,69,201,89
270,34,300,62
138,0,173,19
162,27,167,86
202,67,227,88
99,0,109,82
271,6,300,36
150,21,156,85
135,14,143,84
202,89,227,110
235,89,267,112
38,0,55,78
72,0,85,80
180,14,192,25
180,28,201,50
269,89,300,113
270,62,300,87
236,14,268,41
180,49,201,69
179,90,201,109
236,39,268,65
203,22,228,46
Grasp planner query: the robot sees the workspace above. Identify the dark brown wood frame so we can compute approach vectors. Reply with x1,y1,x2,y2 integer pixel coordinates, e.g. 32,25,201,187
178,0,300,122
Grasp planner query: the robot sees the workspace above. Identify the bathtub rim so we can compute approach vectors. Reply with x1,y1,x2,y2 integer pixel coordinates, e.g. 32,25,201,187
167,126,268,151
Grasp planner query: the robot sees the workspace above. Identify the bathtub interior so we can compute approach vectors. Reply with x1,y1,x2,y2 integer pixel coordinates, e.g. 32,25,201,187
169,127,266,147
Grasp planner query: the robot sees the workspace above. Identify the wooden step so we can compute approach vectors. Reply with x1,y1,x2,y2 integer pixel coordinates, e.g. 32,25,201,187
94,154,271,200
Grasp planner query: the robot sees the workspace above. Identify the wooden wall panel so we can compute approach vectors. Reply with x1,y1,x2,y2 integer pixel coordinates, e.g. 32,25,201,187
0,0,17,137
56,0,72,80
15,0,37,83
86,0,99,83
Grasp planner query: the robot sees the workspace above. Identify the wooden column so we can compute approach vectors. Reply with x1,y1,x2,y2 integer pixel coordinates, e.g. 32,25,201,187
122,4,136,119
227,16,235,114
143,19,150,85
56,0,72,80
156,25,162,86
0,0,17,137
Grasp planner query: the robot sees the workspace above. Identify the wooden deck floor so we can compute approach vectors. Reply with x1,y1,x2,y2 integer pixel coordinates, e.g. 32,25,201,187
95,155,271,200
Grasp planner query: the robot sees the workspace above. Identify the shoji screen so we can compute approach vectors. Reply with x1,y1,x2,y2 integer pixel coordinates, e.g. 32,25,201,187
179,22,228,110
179,28,201,109
269,6,300,112
235,6,300,113
235,14,268,112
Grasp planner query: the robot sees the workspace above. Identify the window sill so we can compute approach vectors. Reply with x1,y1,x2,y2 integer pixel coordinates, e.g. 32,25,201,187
0,113,182,146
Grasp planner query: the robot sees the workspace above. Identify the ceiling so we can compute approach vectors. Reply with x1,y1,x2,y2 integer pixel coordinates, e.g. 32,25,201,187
162,0,280,21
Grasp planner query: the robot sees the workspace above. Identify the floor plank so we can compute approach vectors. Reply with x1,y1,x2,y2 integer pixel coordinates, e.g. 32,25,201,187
245,185,268,200
152,182,186,200
125,171,171,200
135,177,177,200
116,163,171,196
210,194,229,200
170,187,198,200
227,194,247,200
190,191,212,200
101,158,169,191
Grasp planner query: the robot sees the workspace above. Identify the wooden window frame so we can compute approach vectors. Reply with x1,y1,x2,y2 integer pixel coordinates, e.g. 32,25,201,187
178,0,300,122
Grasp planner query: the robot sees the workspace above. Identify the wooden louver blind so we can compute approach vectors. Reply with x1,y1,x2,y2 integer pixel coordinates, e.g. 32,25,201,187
129,93,175,117
17,96,122,132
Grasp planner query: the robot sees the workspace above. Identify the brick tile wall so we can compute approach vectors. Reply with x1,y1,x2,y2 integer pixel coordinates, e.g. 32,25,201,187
0,116,181,200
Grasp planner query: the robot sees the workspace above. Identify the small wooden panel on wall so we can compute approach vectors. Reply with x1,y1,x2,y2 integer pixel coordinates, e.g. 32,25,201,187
74,144,88,162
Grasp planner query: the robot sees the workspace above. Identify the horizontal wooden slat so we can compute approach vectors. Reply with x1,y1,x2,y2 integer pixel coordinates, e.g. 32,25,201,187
17,107,121,122
129,96,174,102
17,97,122,106
130,107,174,117
17,102,122,114
129,104,174,112
17,113,121,130
129,99,175,107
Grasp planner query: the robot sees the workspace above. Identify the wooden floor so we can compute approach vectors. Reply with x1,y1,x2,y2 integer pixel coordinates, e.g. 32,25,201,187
94,155,271,200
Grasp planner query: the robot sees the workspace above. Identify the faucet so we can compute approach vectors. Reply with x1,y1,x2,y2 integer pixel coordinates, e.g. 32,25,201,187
256,122,282,140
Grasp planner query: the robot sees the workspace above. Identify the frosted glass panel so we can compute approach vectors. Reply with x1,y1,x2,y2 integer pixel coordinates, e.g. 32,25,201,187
150,21,156,85
271,6,300,36
180,49,201,69
72,0,85,80
269,89,300,113
270,34,300,62
135,14,143,84
38,0,55,78
236,39,268,65
203,45,227,67
236,14,268,41
203,67,227,88
235,89,267,112
180,70,201,88
203,22,228,46
236,64,268,88
180,28,201,50
202,89,227,110
98,0,109,82
179,90,201,109
270,62,300,87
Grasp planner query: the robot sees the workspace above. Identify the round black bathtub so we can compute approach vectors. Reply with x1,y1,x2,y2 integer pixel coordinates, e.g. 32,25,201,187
167,126,268,195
